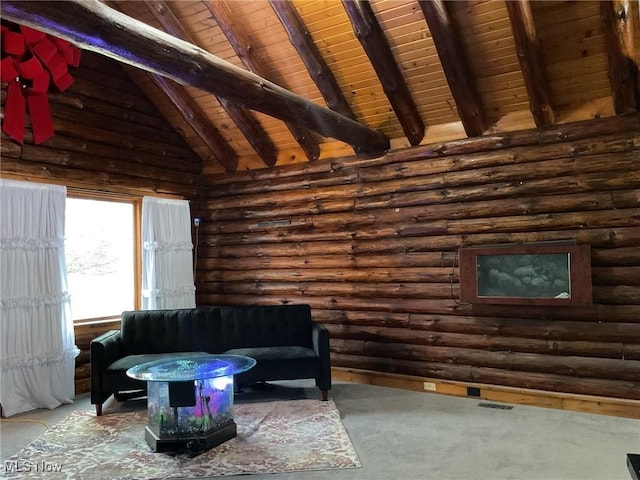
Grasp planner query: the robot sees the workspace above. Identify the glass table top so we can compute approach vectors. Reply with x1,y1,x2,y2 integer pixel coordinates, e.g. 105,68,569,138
126,353,256,382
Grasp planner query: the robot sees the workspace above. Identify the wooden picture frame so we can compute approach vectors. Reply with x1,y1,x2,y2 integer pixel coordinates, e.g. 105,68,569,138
458,243,592,306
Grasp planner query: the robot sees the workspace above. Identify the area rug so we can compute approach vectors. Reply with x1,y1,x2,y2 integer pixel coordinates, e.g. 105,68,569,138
4,399,360,479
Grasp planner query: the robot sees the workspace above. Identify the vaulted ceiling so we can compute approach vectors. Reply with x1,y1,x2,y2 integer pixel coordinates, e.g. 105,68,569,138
3,0,639,175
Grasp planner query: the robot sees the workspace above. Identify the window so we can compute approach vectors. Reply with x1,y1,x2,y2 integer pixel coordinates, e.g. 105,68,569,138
65,195,141,322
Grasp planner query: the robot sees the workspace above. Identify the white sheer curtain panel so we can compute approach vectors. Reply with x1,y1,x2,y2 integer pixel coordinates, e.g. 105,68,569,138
141,196,196,310
0,179,79,417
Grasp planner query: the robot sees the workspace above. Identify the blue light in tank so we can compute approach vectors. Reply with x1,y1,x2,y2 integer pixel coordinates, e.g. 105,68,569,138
212,376,233,391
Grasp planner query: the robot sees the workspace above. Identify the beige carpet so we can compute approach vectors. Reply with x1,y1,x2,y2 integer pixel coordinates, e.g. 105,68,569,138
4,399,360,479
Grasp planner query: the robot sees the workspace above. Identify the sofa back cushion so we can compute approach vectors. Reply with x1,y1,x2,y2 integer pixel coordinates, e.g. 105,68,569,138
120,307,221,354
215,304,313,351
119,304,313,355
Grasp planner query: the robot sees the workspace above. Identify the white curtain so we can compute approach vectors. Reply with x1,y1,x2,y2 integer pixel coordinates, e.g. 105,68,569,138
0,179,79,417
141,197,196,310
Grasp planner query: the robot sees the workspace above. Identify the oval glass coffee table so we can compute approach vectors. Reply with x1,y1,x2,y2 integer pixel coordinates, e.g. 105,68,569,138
126,353,256,454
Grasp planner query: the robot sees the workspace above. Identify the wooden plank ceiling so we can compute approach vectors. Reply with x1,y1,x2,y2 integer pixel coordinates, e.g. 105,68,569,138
2,0,639,174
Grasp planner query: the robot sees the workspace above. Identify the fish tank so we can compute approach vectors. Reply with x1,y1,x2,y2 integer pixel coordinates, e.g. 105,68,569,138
458,242,592,306
146,375,234,439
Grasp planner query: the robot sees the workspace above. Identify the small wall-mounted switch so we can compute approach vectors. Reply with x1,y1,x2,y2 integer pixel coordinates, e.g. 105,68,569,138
193,217,201,227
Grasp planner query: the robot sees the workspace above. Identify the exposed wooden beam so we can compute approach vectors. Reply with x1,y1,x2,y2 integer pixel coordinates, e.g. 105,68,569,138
505,0,555,127
269,0,357,121
143,0,278,168
600,0,639,113
0,0,389,155
204,0,320,161
418,0,485,137
342,0,425,146
105,0,237,171
216,98,278,168
150,73,238,171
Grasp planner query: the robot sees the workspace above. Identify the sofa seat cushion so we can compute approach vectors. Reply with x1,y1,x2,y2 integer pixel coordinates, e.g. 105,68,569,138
224,346,321,385
224,346,316,361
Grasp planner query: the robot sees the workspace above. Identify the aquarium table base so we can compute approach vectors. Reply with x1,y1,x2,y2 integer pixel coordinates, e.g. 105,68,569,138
125,353,256,454
144,417,237,453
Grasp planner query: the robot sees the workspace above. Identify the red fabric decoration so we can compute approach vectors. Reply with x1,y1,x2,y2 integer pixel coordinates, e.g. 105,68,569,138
1,21,81,144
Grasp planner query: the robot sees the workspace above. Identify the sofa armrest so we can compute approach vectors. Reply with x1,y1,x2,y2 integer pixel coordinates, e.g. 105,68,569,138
90,330,123,405
311,322,329,356
312,321,331,391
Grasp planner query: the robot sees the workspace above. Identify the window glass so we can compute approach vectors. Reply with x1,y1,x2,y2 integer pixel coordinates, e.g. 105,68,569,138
65,197,135,320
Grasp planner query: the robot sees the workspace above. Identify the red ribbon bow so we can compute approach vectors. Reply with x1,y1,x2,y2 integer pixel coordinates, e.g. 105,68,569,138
1,22,81,144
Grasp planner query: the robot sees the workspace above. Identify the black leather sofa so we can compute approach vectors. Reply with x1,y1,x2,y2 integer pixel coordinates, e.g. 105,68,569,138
90,304,331,415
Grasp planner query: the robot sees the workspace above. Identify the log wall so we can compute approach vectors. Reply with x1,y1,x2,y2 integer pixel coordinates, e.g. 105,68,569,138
1,51,202,198
199,114,640,401
1,52,203,393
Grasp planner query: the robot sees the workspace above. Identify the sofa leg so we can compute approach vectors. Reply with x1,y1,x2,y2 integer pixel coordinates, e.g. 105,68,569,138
321,390,328,401
95,404,102,416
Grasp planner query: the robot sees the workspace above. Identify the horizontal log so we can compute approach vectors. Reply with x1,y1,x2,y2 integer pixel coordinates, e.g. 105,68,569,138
358,170,640,212
75,350,91,365
592,246,640,266
198,251,458,270
49,86,174,133
325,324,640,359
75,378,91,394
0,158,198,197
74,320,120,335
360,141,638,186
0,135,22,158
203,281,457,299
51,101,187,146
434,208,640,236
74,58,143,97
314,309,410,327
19,144,199,186
197,293,469,314
346,341,640,381
51,117,200,162
592,267,640,285
41,133,202,175
194,294,640,323
201,224,640,252
330,352,640,399
200,267,455,283
74,363,92,378
206,197,356,222
468,365,640,400
72,70,160,115
593,286,640,304
407,314,640,340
